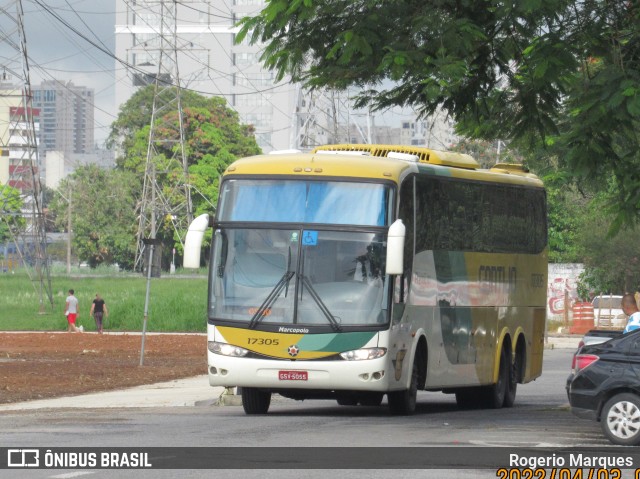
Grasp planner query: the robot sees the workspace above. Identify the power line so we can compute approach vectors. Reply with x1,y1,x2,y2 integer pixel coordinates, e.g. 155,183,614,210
1,0,54,311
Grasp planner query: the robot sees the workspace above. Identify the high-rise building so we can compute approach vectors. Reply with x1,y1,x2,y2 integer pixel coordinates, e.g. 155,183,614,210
0,81,41,194
6,105,40,193
0,82,23,187
32,80,95,156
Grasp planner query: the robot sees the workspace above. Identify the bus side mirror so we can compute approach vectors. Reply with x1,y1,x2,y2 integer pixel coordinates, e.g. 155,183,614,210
183,214,210,268
385,219,405,276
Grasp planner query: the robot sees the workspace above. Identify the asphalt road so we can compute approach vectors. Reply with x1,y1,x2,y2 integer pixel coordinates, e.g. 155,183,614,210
2,348,621,479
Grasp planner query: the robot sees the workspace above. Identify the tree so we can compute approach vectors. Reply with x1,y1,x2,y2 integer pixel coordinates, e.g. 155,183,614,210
239,0,640,221
109,87,260,168
109,86,261,267
0,185,25,244
575,183,640,296
50,165,139,269
544,176,588,264
107,86,210,157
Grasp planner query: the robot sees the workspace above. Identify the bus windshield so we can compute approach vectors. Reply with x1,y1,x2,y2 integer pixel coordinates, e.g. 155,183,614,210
209,228,389,328
218,179,390,226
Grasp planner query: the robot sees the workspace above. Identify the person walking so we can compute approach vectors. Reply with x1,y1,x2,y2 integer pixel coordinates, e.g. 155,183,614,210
90,293,109,334
64,289,81,333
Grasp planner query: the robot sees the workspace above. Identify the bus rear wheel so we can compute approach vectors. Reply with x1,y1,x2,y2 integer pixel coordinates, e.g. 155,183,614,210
242,387,271,414
480,347,509,409
503,348,520,408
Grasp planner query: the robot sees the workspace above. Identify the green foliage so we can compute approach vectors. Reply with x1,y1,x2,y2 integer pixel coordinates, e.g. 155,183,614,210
239,0,572,121
240,0,640,219
108,86,261,266
107,86,210,154
0,271,207,332
543,176,586,264
0,185,25,243
49,165,139,269
575,192,640,295
111,87,260,173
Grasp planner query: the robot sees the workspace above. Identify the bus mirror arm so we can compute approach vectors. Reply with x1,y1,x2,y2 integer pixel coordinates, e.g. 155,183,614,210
385,219,405,276
184,214,210,268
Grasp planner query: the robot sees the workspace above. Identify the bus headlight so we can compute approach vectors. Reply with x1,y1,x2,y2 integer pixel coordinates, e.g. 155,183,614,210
208,341,249,357
340,348,387,361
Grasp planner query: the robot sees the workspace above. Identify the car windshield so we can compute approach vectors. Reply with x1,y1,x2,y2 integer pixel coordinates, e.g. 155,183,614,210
208,228,389,328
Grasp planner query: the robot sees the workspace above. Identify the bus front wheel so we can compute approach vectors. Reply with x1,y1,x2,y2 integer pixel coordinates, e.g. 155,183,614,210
388,356,419,415
242,387,271,414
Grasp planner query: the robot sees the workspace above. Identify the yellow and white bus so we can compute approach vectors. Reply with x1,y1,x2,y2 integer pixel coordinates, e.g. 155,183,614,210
184,144,547,415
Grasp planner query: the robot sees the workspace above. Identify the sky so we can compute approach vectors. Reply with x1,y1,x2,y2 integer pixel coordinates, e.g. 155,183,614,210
0,0,422,150
0,0,116,145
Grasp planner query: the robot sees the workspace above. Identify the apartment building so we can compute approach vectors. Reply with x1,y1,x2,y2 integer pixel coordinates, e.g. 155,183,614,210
0,81,41,193
32,80,95,156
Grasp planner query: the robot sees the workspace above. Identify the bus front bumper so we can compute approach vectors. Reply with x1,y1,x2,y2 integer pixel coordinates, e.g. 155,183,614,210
207,353,391,392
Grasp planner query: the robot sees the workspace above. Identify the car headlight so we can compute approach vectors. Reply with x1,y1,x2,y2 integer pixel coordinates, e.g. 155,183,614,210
208,341,249,357
340,348,386,361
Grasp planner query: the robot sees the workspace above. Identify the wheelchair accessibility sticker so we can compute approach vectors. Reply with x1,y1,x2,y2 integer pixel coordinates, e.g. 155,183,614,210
302,231,318,246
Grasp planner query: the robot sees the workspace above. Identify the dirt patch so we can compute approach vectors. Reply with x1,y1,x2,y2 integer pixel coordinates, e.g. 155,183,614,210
0,332,206,404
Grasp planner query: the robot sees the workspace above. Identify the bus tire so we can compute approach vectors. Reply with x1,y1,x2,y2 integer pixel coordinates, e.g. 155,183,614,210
481,347,508,409
503,348,520,408
388,356,419,415
242,387,271,414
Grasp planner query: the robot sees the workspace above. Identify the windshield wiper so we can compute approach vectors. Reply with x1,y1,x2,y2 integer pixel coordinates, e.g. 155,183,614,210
300,275,342,332
248,271,295,329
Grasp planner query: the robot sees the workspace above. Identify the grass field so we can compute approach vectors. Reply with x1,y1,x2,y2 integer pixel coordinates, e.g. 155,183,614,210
0,269,208,332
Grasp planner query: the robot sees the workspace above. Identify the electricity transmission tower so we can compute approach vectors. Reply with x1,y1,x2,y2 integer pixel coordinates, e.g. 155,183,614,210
290,87,375,149
0,0,53,312
133,0,193,273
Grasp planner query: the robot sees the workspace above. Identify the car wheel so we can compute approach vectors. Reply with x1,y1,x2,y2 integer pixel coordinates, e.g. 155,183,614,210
242,387,271,414
601,393,640,445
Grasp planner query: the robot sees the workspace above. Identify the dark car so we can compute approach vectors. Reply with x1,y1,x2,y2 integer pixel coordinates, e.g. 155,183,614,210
567,329,640,445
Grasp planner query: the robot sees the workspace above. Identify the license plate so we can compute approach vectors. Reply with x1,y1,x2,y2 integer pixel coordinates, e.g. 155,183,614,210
279,370,308,381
